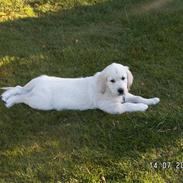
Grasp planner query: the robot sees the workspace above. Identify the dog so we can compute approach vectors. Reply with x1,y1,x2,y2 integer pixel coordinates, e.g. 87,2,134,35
1,63,160,114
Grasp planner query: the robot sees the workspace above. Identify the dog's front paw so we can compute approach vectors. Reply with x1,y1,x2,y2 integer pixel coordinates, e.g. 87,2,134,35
139,104,148,112
151,97,160,105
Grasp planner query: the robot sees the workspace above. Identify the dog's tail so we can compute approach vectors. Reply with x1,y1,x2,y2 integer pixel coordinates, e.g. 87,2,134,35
1,87,14,90
1,77,35,97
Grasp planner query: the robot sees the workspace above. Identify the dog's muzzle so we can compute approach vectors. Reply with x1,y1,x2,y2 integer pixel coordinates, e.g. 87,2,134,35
118,88,124,95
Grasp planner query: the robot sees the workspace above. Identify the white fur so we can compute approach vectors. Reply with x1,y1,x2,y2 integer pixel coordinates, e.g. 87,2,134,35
1,63,160,114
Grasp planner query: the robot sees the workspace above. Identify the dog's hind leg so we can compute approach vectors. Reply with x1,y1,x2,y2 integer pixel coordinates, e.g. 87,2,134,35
5,91,52,110
1,77,43,104
5,94,26,108
1,86,23,102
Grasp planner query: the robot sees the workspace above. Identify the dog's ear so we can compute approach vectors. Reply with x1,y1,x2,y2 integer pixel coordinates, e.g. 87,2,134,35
96,72,107,94
126,67,133,90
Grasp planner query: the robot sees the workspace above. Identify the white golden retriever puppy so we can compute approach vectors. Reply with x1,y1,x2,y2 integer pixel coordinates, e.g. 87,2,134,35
1,63,160,114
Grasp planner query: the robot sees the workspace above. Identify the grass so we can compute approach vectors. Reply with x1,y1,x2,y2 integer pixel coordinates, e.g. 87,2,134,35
0,0,183,182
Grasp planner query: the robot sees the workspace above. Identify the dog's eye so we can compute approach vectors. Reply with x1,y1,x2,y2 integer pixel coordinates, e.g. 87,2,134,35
121,77,125,80
110,79,115,83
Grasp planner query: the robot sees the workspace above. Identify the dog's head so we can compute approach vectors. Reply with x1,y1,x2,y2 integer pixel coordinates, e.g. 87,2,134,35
97,63,133,96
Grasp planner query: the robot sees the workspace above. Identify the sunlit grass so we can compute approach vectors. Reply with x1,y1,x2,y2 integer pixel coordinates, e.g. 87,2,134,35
0,0,107,22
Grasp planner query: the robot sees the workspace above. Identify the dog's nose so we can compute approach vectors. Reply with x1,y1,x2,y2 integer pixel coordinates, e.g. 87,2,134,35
118,88,124,95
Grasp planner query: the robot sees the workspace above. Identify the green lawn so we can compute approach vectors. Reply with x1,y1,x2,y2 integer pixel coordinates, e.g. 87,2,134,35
0,0,183,182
